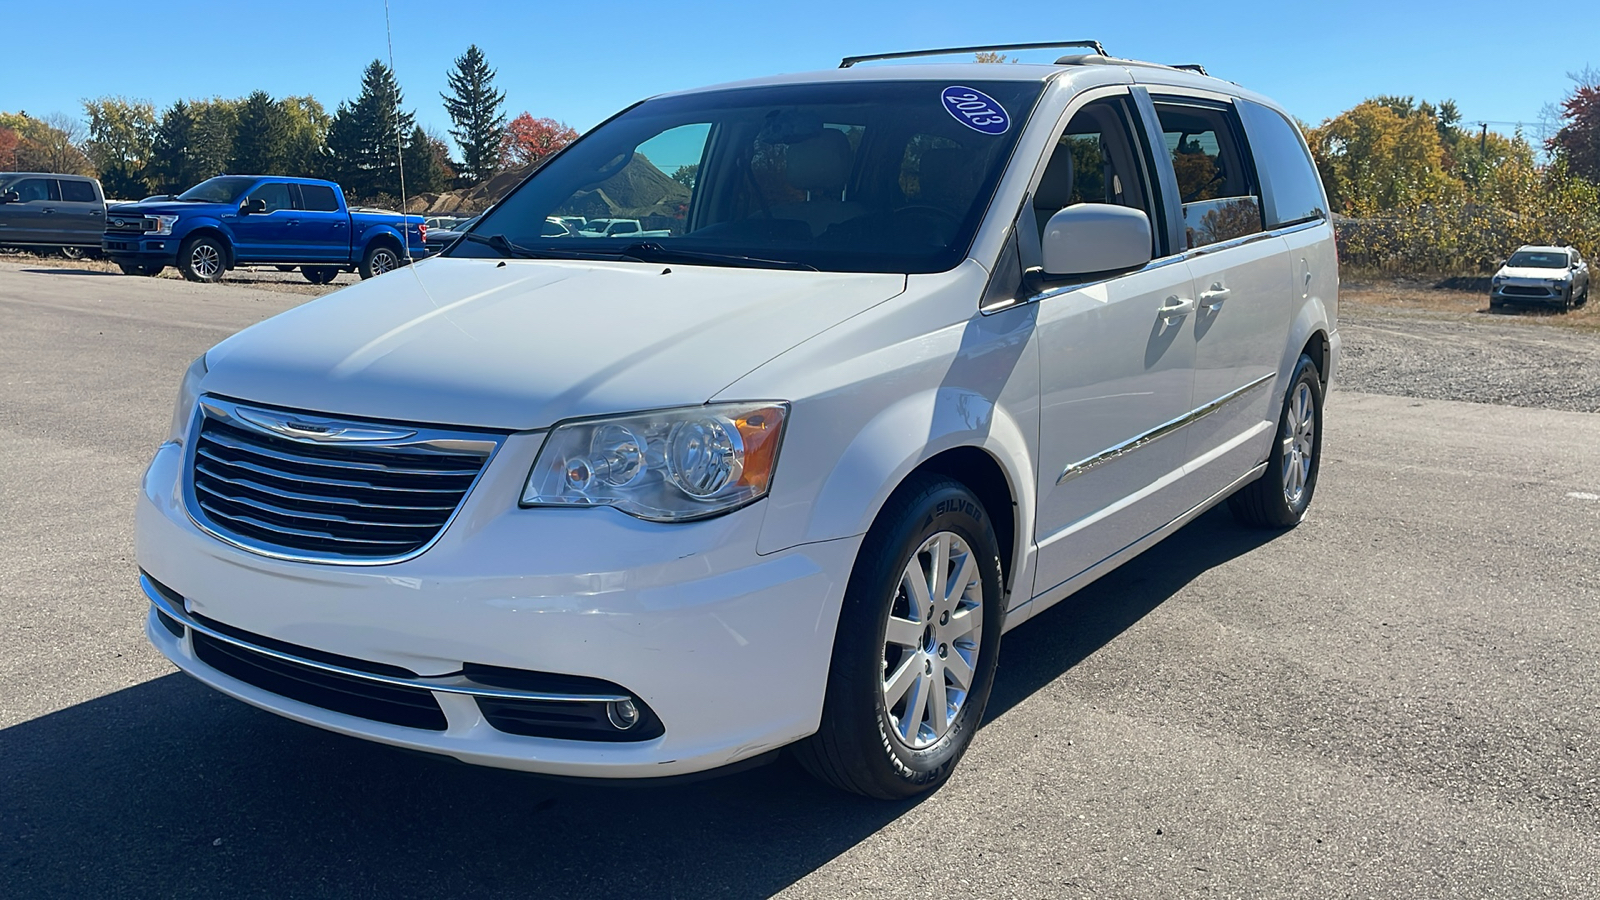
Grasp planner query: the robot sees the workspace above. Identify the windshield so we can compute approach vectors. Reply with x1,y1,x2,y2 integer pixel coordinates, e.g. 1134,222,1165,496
448,80,1045,273
1507,250,1568,269
177,176,259,204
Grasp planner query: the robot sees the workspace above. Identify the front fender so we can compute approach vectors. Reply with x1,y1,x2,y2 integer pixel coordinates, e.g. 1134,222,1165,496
785,386,1037,593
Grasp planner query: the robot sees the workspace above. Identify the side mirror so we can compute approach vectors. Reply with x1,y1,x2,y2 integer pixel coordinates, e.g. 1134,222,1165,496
239,197,267,215
0,191,18,204
1040,203,1153,278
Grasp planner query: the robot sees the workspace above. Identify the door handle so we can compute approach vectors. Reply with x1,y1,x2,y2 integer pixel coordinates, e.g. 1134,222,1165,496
41,207,55,214
1199,285,1230,311
90,210,103,217
1158,295,1195,322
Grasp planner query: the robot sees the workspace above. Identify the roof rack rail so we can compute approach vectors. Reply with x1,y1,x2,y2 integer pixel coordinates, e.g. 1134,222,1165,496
839,40,1107,69
1171,63,1209,75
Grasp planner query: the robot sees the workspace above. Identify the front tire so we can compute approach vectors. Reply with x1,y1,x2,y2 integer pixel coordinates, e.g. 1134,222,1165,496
794,474,1005,799
117,262,163,277
359,243,402,279
1229,354,1324,528
178,236,226,283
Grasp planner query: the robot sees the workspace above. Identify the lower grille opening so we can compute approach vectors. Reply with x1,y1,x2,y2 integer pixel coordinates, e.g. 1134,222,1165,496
191,627,447,731
465,663,665,742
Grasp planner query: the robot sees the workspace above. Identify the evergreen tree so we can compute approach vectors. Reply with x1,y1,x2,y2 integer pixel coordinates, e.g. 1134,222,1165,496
190,98,239,180
231,90,291,174
147,100,201,193
327,60,416,201
405,125,451,194
440,45,506,184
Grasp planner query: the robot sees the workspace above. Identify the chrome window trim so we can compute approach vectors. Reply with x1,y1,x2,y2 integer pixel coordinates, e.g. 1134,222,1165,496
180,395,508,567
142,574,631,704
1056,372,1275,485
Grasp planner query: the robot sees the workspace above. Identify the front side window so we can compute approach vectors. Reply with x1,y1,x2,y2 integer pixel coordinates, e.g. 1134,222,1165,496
1032,95,1156,250
7,178,58,202
246,182,292,213
177,176,258,204
59,179,98,203
450,80,1046,273
1154,101,1263,249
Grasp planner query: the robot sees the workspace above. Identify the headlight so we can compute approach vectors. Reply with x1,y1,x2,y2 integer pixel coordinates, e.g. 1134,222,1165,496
1492,274,1506,284
521,402,787,522
166,354,207,444
150,214,179,236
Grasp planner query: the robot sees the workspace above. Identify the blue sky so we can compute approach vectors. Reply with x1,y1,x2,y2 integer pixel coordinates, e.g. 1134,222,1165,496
1,0,1588,150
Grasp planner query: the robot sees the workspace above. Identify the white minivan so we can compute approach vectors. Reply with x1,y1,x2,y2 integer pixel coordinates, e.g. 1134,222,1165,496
138,44,1338,799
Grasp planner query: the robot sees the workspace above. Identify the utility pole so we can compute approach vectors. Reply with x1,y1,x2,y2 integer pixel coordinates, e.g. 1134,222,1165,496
1477,122,1489,188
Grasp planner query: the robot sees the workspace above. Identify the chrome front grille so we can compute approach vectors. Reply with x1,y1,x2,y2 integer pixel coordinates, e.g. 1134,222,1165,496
184,397,502,563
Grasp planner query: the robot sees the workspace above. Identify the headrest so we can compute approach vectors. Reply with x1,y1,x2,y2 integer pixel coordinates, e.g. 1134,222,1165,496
785,129,853,194
1034,144,1076,212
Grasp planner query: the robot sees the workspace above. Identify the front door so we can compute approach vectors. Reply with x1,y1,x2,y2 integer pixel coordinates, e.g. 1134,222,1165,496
1030,93,1199,594
0,177,59,244
230,181,295,262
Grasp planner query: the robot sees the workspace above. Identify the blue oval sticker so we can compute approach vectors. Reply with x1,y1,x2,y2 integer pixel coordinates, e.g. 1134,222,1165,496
941,85,1010,135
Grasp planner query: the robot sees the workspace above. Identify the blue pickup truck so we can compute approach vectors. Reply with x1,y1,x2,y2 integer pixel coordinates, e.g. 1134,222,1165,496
102,175,426,283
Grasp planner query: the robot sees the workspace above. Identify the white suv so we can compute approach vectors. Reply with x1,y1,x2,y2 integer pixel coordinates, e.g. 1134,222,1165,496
138,44,1339,799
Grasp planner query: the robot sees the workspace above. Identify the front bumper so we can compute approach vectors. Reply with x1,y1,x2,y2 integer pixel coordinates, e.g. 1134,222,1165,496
138,436,859,778
102,236,177,265
1491,283,1567,305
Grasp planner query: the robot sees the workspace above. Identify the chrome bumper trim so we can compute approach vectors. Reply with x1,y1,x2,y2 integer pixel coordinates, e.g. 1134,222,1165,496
1057,372,1275,485
141,574,631,704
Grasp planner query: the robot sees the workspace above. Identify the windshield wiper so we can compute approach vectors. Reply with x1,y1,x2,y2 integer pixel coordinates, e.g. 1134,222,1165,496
619,242,818,271
459,232,641,262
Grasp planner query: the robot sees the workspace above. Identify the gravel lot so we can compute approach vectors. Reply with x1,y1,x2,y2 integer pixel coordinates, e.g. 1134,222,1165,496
1339,282,1600,413
2,265,1597,898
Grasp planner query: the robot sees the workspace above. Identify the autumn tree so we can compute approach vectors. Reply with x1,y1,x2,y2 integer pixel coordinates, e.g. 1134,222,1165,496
83,97,157,197
0,112,93,175
441,45,506,184
280,95,332,177
1549,68,1600,183
1305,100,1453,214
501,113,577,168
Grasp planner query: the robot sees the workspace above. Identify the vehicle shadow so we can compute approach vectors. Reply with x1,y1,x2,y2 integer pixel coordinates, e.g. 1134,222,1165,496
19,267,123,277
0,508,1277,900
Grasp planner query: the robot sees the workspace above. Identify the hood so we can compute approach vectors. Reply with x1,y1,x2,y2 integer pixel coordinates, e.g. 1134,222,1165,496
1498,266,1570,281
109,200,202,217
202,257,906,430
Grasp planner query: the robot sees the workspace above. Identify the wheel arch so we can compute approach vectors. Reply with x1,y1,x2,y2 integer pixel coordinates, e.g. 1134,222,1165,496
180,226,234,268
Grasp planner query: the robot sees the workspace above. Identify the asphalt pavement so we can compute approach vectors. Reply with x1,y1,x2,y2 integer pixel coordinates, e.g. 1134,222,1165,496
2,262,1597,899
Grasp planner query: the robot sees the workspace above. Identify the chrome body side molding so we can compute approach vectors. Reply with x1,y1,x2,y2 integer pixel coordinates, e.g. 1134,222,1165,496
1056,372,1275,485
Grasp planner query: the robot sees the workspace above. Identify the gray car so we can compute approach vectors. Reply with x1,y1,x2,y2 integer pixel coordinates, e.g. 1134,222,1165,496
1490,245,1590,311
0,173,106,257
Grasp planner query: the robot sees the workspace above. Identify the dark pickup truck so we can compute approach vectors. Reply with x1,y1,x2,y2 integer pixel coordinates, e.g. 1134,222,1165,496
0,173,106,257
102,175,426,283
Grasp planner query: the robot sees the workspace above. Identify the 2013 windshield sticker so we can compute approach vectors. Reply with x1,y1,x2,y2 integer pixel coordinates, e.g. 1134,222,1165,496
941,86,1009,135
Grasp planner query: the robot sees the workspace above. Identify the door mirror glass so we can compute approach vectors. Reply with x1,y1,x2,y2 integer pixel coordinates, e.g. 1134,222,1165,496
240,197,267,215
1040,203,1153,277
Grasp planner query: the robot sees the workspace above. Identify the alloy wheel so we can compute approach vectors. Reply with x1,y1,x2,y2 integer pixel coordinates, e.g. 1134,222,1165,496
371,249,398,274
1281,382,1315,505
190,243,221,279
881,531,984,750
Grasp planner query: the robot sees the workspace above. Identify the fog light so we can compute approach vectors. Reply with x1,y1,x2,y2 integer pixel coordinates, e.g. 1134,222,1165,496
606,698,640,730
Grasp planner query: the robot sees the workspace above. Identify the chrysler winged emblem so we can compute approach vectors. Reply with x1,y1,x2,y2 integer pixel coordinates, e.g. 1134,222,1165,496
233,406,417,443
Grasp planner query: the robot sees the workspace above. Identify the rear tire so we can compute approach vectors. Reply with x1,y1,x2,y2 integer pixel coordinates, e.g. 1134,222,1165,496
302,265,340,285
178,236,226,283
1228,354,1323,528
793,474,1005,799
57,246,86,260
359,243,402,279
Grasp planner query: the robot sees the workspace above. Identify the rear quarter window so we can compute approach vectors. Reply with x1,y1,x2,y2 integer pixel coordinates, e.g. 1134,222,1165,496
1237,100,1327,228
